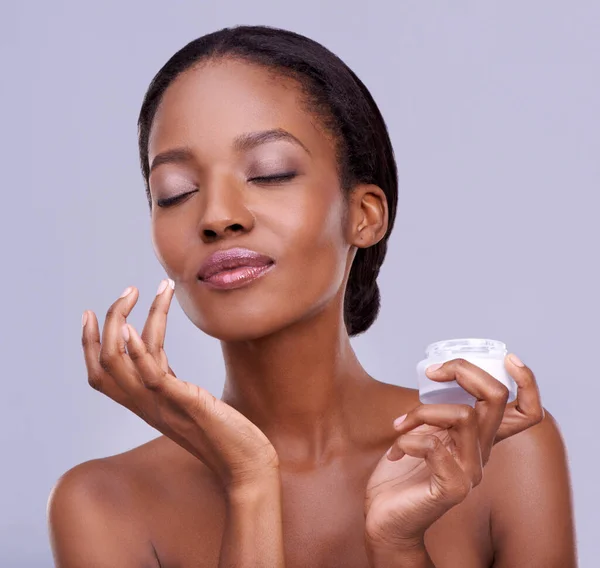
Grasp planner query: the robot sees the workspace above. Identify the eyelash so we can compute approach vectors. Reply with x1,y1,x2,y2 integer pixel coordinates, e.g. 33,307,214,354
156,192,196,208
155,173,297,208
250,172,297,184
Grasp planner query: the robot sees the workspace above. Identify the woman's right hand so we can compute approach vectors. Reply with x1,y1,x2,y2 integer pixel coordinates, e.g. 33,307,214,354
81,279,280,492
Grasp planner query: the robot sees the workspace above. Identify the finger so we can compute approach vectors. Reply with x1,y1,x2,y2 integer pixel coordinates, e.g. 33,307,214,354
129,321,246,441
494,354,545,442
392,404,483,487
126,323,234,439
425,358,508,463
124,323,179,393
141,278,175,365
98,286,140,388
81,310,143,416
389,434,472,505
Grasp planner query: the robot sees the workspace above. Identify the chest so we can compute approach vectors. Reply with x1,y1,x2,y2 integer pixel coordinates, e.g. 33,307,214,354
147,467,493,568
281,483,492,568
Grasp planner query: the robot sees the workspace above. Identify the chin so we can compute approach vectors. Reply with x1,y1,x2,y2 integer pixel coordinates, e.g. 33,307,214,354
193,312,301,342
175,270,343,342
177,292,304,342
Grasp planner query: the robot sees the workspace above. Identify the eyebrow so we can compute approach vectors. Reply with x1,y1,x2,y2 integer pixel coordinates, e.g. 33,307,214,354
149,128,311,174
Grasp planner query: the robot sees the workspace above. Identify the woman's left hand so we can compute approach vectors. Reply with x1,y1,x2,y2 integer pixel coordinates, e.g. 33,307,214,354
364,355,544,552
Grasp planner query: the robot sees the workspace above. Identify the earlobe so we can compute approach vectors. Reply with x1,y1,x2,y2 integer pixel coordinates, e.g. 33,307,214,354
349,184,388,248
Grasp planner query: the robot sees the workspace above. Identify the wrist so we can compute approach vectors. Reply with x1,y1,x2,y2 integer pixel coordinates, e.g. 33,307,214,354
220,472,285,568
366,538,434,568
225,470,281,505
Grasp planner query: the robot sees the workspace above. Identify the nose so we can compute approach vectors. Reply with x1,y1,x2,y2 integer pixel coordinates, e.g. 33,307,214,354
198,176,255,243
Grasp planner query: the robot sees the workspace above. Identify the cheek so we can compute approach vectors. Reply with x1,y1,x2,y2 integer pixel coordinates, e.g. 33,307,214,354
147,182,350,340
151,217,194,280
271,185,349,299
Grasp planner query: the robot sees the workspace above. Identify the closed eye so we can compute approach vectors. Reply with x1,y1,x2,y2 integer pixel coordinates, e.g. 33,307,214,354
250,172,297,184
155,173,297,207
155,190,197,208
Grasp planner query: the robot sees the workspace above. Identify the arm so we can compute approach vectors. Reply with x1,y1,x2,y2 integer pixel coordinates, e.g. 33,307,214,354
79,286,286,564
366,540,436,568
486,409,577,567
49,463,286,568
47,461,159,568
219,474,285,568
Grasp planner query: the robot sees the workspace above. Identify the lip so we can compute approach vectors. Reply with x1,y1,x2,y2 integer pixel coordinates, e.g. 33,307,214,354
197,247,275,290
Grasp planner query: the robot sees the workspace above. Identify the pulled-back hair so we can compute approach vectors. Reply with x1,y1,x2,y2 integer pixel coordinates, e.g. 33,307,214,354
137,25,398,336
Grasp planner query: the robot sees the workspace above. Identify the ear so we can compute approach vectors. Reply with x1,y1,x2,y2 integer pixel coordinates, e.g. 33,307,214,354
346,184,389,248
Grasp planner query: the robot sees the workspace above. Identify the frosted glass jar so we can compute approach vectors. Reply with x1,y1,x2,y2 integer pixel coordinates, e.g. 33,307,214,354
417,338,518,407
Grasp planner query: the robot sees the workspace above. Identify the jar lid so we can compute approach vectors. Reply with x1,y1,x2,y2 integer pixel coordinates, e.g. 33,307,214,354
425,338,506,358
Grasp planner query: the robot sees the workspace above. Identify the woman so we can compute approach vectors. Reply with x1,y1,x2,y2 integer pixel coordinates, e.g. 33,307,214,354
48,25,576,567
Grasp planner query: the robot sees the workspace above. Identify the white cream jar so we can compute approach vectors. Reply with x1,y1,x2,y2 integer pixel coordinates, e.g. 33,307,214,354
417,338,518,407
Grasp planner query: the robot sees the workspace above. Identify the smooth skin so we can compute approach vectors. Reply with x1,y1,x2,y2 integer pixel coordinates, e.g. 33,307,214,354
47,58,576,567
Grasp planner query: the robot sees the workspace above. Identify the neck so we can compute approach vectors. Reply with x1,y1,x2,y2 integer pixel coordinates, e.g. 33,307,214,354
219,305,378,467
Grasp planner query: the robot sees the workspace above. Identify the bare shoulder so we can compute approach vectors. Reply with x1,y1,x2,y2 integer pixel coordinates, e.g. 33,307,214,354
47,436,224,568
484,407,570,484
481,408,577,567
47,440,162,567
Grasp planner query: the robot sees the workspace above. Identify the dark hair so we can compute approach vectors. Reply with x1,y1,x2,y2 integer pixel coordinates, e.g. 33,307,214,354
137,25,398,336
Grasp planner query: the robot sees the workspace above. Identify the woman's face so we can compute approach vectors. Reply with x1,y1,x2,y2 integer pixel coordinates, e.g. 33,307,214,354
147,58,355,341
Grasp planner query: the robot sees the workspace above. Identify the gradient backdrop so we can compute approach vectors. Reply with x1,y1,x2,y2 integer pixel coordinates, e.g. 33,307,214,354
1,1,598,566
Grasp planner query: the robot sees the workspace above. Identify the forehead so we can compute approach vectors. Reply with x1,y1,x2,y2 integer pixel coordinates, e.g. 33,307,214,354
147,58,335,163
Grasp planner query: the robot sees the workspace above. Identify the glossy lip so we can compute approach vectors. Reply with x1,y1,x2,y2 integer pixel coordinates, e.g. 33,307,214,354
197,247,275,290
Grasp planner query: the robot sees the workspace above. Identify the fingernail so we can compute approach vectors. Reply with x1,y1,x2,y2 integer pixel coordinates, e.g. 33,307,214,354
386,445,405,461
168,278,175,290
156,279,168,295
508,353,525,367
81,311,88,328
426,363,443,373
122,324,130,342
393,414,407,428
120,286,133,298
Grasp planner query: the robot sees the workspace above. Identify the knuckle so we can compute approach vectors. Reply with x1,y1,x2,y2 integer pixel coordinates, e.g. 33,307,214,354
141,378,159,392
490,384,509,403
456,405,475,426
452,358,469,370
128,348,143,362
142,337,155,354
141,371,165,392
147,304,162,318
98,351,116,373
87,373,104,392
105,306,117,319
406,406,421,420
530,407,545,425
426,435,442,452
406,405,423,421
